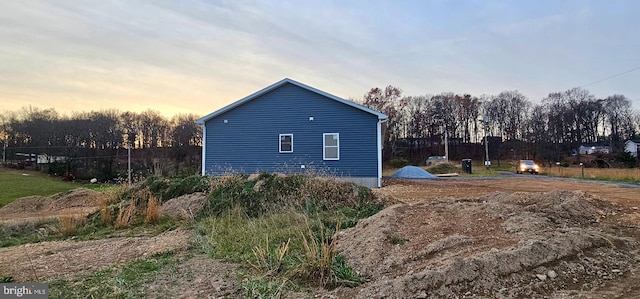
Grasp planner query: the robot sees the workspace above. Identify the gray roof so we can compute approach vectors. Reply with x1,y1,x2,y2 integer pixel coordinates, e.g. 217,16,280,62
196,78,388,124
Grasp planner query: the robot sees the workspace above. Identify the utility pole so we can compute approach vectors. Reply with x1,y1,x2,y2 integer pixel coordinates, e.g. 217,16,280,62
485,135,490,169
444,130,449,162
484,118,490,169
127,143,131,185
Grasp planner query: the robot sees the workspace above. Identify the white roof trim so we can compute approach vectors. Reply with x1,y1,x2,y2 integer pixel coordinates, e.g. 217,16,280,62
196,78,388,124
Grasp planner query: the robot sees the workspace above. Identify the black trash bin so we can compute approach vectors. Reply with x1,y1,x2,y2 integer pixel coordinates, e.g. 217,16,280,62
462,159,472,174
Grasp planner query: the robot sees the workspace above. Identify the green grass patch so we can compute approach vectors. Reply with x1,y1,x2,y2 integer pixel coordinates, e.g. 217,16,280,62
241,275,292,299
0,169,110,207
193,208,371,294
0,219,61,247
463,161,516,177
193,210,306,263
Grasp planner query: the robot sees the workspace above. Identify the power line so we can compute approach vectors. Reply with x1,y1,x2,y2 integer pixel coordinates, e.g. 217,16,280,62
580,65,640,88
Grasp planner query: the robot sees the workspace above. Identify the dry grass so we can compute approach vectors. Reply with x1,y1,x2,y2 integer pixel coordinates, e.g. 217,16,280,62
249,237,291,275
59,215,86,236
548,166,640,181
301,217,340,287
298,176,368,210
100,203,113,226
145,195,161,224
115,200,137,229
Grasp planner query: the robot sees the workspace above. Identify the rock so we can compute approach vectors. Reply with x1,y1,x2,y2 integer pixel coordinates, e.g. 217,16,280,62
89,178,98,184
536,274,547,281
547,270,558,279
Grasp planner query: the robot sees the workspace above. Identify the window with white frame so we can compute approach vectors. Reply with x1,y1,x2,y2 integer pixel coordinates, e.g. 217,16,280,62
279,134,293,153
323,133,339,160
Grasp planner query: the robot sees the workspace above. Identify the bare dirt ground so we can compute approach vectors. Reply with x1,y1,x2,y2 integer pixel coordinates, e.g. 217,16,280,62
332,176,640,298
1,175,639,298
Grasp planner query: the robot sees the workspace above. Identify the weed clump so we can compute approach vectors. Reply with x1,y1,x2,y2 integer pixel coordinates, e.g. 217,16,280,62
193,172,379,296
144,175,210,201
202,173,378,218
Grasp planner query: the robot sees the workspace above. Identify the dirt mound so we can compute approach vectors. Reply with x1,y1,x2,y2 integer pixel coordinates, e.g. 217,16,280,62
48,188,106,210
335,190,639,298
161,192,207,219
0,195,53,214
0,188,107,224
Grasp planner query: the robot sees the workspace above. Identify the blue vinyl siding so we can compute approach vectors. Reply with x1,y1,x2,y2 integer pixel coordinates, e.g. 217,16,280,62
203,83,379,177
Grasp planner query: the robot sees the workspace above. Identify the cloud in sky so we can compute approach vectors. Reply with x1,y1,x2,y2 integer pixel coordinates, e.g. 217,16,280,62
1,0,639,117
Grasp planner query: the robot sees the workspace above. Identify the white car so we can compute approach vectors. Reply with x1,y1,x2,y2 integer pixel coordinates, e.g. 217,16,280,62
516,160,539,174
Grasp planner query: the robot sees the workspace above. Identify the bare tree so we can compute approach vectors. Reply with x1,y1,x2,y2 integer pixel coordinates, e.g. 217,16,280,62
361,85,402,158
170,113,202,147
604,94,633,151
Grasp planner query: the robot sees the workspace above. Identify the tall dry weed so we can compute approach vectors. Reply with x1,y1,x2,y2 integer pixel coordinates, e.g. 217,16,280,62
300,217,340,287
100,202,113,226
59,215,86,236
145,195,161,224
59,216,75,236
249,237,291,275
115,200,137,229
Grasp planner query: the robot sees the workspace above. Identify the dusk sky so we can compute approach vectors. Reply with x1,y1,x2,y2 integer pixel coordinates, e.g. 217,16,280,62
1,0,639,117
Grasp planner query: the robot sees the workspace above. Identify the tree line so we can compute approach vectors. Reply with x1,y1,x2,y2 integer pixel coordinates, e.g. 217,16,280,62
359,86,640,166
2,85,638,180
0,107,202,180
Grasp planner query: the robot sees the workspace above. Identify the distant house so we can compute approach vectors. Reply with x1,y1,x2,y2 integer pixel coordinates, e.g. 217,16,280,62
578,144,611,155
196,78,388,188
37,154,67,164
625,140,640,157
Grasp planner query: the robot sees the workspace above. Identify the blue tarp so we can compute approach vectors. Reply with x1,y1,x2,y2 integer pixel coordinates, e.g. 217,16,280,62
390,166,437,179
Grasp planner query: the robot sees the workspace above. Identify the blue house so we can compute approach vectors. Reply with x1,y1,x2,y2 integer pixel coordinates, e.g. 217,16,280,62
196,78,388,188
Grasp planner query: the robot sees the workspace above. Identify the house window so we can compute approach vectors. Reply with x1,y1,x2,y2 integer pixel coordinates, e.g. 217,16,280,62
279,134,293,153
323,133,339,160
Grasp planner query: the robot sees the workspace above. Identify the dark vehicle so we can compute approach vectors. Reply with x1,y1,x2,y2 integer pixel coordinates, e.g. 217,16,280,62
516,160,539,174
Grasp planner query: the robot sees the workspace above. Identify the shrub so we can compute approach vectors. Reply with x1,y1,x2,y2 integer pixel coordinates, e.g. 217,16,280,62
143,175,210,201
162,175,210,200
389,157,409,168
427,162,460,174
616,151,638,168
